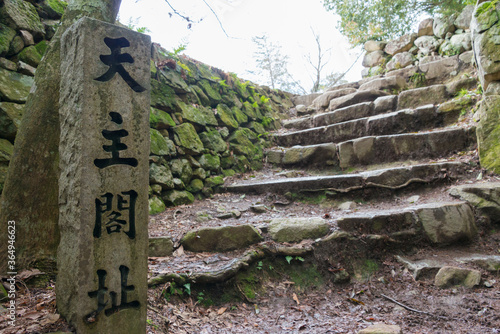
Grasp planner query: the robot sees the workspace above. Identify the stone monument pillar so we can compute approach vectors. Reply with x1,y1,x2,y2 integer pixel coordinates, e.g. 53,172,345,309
57,17,150,333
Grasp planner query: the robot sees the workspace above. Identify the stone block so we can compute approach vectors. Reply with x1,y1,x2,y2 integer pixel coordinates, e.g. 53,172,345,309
268,217,329,243
311,88,357,110
418,56,459,82
384,33,417,55
418,18,434,36
434,266,481,288
148,237,173,257
359,76,406,92
386,52,414,71
358,323,402,334
450,182,500,224
364,40,386,52
57,17,151,333
181,225,263,252
362,50,385,68
397,84,448,110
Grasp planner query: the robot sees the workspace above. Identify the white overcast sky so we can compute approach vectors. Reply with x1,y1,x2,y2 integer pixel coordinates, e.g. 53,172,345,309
118,0,363,93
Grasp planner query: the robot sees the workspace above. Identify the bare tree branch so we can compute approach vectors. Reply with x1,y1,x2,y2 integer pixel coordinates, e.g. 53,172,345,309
200,0,230,38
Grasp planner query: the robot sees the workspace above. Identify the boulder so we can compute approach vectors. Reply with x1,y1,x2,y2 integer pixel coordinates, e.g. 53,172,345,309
472,22,500,90
476,95,500,173
434,266,481,288
433,15,456,39
178,101,217,127
374,95,397,113
268,217,329,243
162,189,195,206
418,18,434,36
197,153,220,172
364,40,386,52
362,50,385,68
454,5,475,30
418,56,459,82
292,93,321,106
397,84,448,110
449,182,500,223
150,128,175,156
0,138,14,162
311,88,358,110
172,123,204,154
386,52,413,71
216,103,239,129
0,24,17,57
149,237,173,257
149,196,166,215
414,36,442,55
0,67,34,103
181,225,263,252
0,102,23,140
384,33,417,55
150,107,176,129
0,0,45,40
199,129,227,153
358,324,402,334
17,45,42,67
149,163,175,190
414,202,477,244
170,158,193,184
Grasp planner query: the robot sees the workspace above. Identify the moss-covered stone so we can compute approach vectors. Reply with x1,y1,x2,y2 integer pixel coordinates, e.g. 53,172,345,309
180,225,263,252
187,178,204,193
216,103,239,129
162,189,195,206
0,102,23,140
268,217,330,243
232,106,248,124
190,84,210,106
249,121,266,134
0,0,45,39
0,67,34,103
199,129,227,153
0,23,17,57
234,155,251,172
221,155,236,169
34,40,49,56
149,236,174,257
198,153,221,172
0,138,14,162
159,68,190,93
17,45,42,67
150,107,176,129
151,79,179,112
178,101,218,127
169,158,193,184
199,79,222,104
172,123,204,155
192,167,206,180
477,95,500,173
150,128,175,156
149,195,166,215
37,0,67,19
222,169,236,177
149,163,175,190
151,184,162,195
242,101,258,120
228,128,262,160
205,175,224,188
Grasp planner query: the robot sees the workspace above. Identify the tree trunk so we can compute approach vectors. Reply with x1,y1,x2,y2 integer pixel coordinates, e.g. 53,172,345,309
0,0,122,273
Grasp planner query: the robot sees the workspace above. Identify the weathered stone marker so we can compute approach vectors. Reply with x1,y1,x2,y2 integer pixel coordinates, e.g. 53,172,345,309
57,17,150,333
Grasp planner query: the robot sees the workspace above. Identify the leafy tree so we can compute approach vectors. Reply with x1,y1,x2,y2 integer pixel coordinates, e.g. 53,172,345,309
322,0,473,46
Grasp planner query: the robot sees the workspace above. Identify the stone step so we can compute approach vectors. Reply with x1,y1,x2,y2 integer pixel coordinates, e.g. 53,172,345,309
273,104,461,147
267,127,476,168
224,161,466,194
336,201,477,245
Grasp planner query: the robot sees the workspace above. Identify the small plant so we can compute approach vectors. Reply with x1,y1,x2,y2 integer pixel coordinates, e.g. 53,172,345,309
285,256,305,264
408,71,426,88
256,261,263,270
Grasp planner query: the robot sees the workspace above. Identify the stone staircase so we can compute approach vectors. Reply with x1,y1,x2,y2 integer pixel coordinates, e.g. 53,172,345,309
147,59,500,322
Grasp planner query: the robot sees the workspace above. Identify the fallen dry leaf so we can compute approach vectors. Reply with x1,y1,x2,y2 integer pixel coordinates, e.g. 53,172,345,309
217,307,227,315
292,293,300,305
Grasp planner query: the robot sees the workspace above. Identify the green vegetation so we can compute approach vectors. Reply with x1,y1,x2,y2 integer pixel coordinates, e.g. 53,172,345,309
409,71,427,88
323,0,475,46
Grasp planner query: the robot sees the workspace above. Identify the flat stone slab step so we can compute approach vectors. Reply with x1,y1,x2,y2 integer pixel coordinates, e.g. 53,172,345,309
274,104,461,147
267,127,476,168
224,162,467,194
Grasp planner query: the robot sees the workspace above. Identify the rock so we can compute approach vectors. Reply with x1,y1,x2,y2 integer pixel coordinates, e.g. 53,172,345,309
0,24,17,56
358,323,402,334
397,84,448,110
149,163,175,190
328,90,388,111
332,269,350,283
419,55,443,65
150,128,175,156
17,61,36,76
449,182,500,223
279,143,337,166
162,189,195,206
364,40,386,52
149,107,175,129
216,103,239,129
268,217,329,243
414,35,442,55
251,204,267,213
228,128,261,160
459,50,474,65
292,93,322,106
198,153,220,172
172,123,204,155
0,0,45,40
362,50,386,68
187,178,204,193
359,76,405,92
17,45,42,67
311,88,358,110
454,5,475,30
414,202,477,244
386,52,414,71
204,175,224,189
418,56,459,82
181,225,263,252
7,35,24,56
418,18,434,36
199,129,227,153
374,95,397,113
170,158,193,184
457,254,500,272
0,138,14,162
36,0,67,20
178,101,217,127
0,102,23,140
472,22,500,90
451,33,472,52
384,33,417,55
476,95,500,173
433,15,456,39
407,195,420,203
0,57,17,71
149,237,173,257
338,201,357,210
149,196,166,215
434,266,481,288
0,67,34,103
